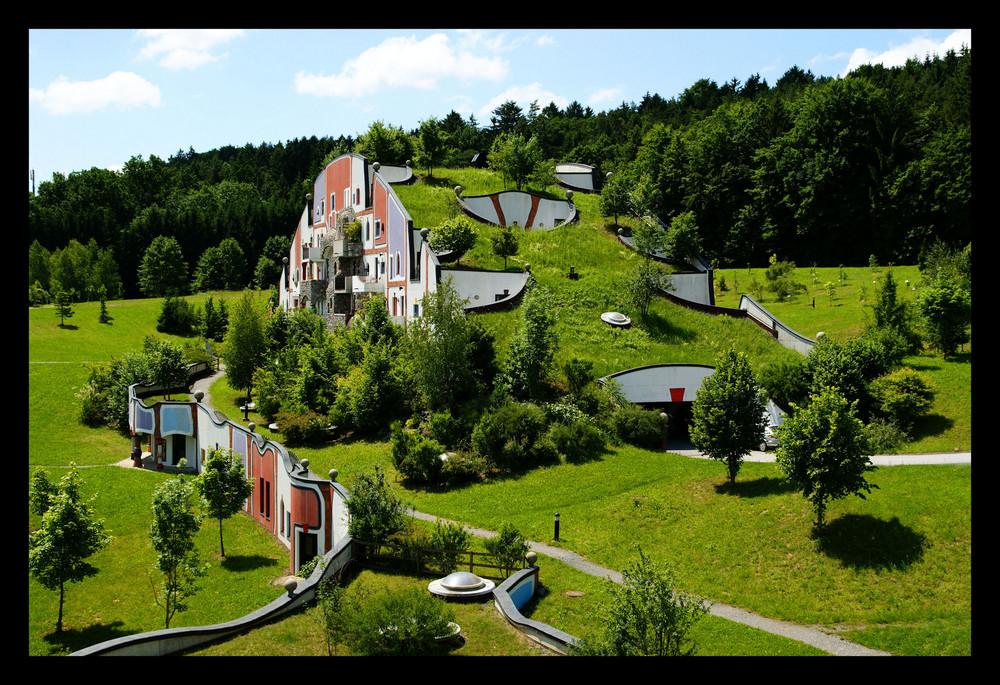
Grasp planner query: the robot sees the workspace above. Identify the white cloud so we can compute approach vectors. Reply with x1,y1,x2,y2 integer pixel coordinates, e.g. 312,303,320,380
842,29,971,76
136,29,245,70
29,71,162,115
588,87,624,108
477,83,569,120
295,33,508,98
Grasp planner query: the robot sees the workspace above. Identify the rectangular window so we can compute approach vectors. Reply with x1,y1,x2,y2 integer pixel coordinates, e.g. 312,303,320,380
265,481,271,519
259,478,264,515
375,218,382,238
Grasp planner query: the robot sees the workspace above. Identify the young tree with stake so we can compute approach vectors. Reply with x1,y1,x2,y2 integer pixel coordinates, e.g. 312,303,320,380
28,465,112,633
196,447,254,558
149,477,205,629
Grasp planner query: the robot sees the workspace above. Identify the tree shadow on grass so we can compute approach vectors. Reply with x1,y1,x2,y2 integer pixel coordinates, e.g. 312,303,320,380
220,553,281,573
813,514,928,570
714,476,798,498
42,619,132,655
907,413,955,442
637,310,699,344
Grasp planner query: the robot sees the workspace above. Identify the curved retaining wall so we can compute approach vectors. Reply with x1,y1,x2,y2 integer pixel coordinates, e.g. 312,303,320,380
71,538,355,656
554,163,598,193
442,268,531,314
737,294,816,355
492,566,579,655
456,189,576,230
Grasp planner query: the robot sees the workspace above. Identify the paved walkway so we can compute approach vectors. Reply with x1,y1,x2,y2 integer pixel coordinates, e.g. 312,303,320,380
186,367,963,656
666,439,971,466
410,509,892,656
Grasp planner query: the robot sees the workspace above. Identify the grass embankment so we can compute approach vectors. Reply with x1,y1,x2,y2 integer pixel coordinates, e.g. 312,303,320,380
29,169,971,656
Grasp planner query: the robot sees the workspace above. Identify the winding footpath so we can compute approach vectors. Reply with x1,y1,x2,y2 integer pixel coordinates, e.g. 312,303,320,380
189,366,968,656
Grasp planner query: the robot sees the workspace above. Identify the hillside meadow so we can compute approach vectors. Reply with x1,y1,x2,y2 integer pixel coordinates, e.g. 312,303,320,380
28,170,971,656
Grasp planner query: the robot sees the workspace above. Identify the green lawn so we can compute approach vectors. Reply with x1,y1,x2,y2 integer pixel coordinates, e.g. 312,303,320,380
28,171,971,656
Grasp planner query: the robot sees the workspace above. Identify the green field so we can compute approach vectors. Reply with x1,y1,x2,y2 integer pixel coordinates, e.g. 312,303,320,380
28,170,971,656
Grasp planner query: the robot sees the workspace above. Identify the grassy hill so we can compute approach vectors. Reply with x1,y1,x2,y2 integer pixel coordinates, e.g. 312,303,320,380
28,168,971,656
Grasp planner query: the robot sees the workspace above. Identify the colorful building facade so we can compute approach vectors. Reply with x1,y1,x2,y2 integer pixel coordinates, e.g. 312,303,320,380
128,380,350,573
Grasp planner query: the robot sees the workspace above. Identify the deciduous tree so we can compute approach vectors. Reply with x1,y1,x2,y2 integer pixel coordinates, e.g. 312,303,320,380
139,235,188,297
149,477,205,629
489,224,520,270
916,282,971,359
196,447,254,558
222,291,268,411
428,216,477,265
28,465,112,633
573,547,706,656
775,389,877,530
690,348,767,483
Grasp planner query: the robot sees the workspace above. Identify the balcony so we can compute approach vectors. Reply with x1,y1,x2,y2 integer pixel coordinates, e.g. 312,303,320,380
301,245,324,262
333,274,384,294
331,239,363,259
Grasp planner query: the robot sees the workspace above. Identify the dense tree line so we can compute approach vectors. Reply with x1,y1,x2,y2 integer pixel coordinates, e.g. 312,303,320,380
28,49,970,299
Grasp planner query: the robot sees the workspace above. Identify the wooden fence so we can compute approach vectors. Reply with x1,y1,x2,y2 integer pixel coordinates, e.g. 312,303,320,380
351,540,526,582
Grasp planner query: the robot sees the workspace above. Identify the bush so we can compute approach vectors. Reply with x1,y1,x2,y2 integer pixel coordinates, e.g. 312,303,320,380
429,519,472,573
573,547,706,656
157,296,198,336
610,403,666,449
470,401,550,470
424,410,465,450
439,451,490,484
390,421,444,484
483,522,529,578
863,418,907,454
547,420,606,463
756,360,809,413
347,587,455,656
871,367,934,431
563,358,595,396
276,409,328,446
76,380,111,427
346,467,408,545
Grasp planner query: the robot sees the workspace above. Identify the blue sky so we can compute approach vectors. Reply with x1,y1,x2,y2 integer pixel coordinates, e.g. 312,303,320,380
28,28,971,192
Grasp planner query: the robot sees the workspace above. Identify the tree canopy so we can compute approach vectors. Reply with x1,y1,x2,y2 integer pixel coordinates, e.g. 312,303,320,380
28,48,971,302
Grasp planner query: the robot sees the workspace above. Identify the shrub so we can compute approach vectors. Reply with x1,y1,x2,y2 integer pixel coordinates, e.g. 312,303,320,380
863,418,907,454
563,358,595,396
610,403,666,449
871,367,934,431
76,380,110,427
429,519,472,573
346,467,408,545
483,522,529,578
347,587,455,656
157,296,198,336
573,547,706,656
756,360,809,414
439,451,490,484
424,410,465,449
547,420,606,463
390,421,444,484
276,409,328,446
470,401,550,470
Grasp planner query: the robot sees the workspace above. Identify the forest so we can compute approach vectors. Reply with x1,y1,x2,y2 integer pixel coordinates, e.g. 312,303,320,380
27,48,970,301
